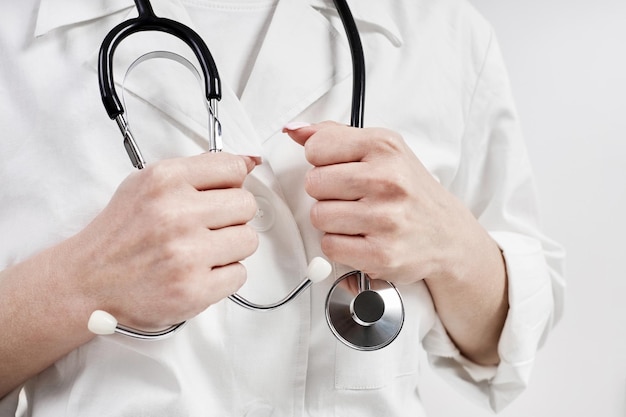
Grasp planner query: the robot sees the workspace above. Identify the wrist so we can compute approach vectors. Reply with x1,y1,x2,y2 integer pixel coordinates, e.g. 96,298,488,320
34,238,98,342
423,229,508,365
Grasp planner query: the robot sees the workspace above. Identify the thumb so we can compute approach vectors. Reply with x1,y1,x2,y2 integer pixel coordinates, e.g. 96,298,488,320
282,121,341,146
239,155,263,173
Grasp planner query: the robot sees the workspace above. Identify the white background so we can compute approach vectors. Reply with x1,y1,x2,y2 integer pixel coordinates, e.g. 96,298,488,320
420,1,626,416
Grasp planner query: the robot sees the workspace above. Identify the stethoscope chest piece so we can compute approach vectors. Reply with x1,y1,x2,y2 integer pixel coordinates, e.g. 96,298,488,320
325,271,404,351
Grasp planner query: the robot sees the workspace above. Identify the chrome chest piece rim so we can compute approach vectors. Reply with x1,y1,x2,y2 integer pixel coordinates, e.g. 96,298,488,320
325,270,404,351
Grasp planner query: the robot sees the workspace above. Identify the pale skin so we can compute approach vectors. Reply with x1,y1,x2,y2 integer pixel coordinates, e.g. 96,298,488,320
284,121,508,365
0,152,260,398
0,121,508,399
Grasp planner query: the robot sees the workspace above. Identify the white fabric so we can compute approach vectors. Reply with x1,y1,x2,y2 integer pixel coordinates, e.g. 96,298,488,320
180,0,278,97
0,0,565,415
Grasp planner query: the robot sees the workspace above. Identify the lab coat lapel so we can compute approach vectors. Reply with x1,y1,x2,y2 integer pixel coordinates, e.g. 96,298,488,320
239,0,352,143
62,0,403,159
34,0,134,37
239,0,403,142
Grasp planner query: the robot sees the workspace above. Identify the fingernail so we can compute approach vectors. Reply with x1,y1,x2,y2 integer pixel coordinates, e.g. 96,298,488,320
282,121,311,132
244,155,262,165
240,155,263,172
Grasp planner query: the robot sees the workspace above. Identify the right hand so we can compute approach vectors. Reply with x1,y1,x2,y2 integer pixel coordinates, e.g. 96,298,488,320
66,152,259,330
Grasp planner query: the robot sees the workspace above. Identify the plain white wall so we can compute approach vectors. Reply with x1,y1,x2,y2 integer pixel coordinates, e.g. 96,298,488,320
420,1,626,416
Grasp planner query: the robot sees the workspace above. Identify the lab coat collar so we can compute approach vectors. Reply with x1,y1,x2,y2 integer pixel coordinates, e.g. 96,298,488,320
35,0,134,37
36,0,403,153
35,0,266,157
309,0,403,47
33,0,402,44
239,0,352,142
81,0,268,158
240,0,403,141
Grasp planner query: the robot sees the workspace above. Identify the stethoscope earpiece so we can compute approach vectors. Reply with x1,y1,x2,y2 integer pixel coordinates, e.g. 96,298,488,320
88,310,117,335
325,271,404,351
307,257,334,284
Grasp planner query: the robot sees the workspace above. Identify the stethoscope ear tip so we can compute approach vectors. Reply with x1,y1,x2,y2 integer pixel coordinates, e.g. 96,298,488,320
88,310,118,335
307,257,333,284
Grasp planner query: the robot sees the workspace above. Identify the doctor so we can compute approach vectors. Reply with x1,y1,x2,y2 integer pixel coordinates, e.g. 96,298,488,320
0,0,564,416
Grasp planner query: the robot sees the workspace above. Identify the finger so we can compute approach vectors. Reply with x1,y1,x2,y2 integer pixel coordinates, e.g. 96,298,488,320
286,123,368,166
203,262,248,303
204,225,259,268
310,200,370,235
311,200,400,238
282,121,338,146
285,122,410,168
319,233,377,273
137,188,257,239
160,262,249,322
193,188,258,230
165,153,258,191
305,162,370,201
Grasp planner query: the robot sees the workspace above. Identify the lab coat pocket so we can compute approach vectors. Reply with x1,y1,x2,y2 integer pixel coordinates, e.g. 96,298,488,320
334,322,418,390
335,343,392,390
332,281,430,390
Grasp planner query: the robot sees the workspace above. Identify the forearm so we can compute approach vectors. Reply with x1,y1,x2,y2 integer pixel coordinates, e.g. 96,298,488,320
0,154,259,399
425,229,508,366
0,238,95,398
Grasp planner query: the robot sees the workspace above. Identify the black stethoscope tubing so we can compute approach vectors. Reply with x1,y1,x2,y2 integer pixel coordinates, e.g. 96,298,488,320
98,0,221,120
332,0,365,129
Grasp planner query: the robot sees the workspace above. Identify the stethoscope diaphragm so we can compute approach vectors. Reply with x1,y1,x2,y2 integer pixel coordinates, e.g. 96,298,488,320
325,270,404,351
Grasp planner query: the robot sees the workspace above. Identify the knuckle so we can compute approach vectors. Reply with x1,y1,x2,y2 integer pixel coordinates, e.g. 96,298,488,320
373,167,411,198
240,190,258,220
304,168,323,196
373,128,404,152
228,262,248,290
227,155,249,182
319,234,335,258
303,139,320,165
309,202,324,229
364,237,396,271
241,225,260,253
303,127,336,165
159,239,189,268
141,161,177,191
206,263,248,305
372,204,402,233
149,205,187,238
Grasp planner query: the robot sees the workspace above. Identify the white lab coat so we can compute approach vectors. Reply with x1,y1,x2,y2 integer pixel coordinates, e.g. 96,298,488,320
0,0,565,416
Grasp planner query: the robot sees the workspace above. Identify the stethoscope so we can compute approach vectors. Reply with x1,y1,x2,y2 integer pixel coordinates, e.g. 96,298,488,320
88,0,404,351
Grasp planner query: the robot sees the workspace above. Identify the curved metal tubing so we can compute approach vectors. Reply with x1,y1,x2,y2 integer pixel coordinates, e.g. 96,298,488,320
114,321,187,341
112,277,312,339
228,280,313,311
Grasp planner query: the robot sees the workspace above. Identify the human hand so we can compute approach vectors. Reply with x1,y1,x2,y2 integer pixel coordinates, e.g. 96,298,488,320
68,152,259,330
284,121,493,286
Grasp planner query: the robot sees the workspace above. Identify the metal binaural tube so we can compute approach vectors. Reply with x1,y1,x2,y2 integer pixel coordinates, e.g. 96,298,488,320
115,114,145,169
228,279,313,311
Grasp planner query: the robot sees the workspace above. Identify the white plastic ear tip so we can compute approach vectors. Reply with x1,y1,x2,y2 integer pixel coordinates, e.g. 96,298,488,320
307,257,332,284
88,310,118,335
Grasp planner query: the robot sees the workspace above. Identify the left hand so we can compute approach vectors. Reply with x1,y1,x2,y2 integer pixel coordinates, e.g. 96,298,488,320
284,121,493,286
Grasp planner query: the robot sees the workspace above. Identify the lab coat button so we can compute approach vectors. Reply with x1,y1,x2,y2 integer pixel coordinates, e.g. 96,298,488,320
249,196,275,232
244,404,273,417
